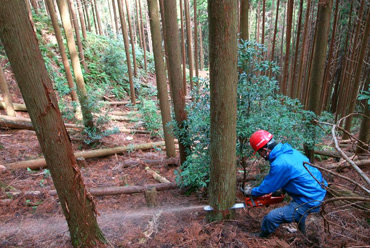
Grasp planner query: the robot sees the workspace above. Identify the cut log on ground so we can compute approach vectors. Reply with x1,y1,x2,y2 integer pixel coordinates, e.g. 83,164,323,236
314,149,352,159
145,167,171,183
99,100,141,105
0,115,83,130
144,187,158,207
117,157,179,169
0,102,27,111
118,128,150,134
322,159,370,170
49,182,178,196
3,141,165,170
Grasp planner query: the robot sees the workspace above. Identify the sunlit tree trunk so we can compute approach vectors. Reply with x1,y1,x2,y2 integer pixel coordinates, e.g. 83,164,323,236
57,0,94,128
267,0,275,59
180,0,187,95
279,3,286,77
135,0,144,49
91,0,98,34
0,1,105,246
76,0,87,39
46,0,78,102
31,0,39,14
281,0,293,95
138,0,148,72
269,0,280,77
256,0,260,43
207,0,237,222
184,0,194,91
93,0,103,35
83,0,91,32
112,0,119,38
107,0,116,38
0,65,16,117
240,0,249,41
125,0,138,76
343,11,369,139
117,0,136,105
146,10,153,54
261,0,265,45
163,0,188,165
199,23,204,70
159,0,171,88
147,0,176,158
194,0,199,79
67,0,88,72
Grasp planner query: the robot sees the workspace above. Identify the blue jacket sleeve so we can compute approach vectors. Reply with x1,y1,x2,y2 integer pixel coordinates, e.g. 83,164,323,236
251,162,290,197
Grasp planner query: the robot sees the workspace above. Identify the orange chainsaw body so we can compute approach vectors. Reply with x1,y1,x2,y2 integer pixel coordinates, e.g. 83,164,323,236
244,193,285,208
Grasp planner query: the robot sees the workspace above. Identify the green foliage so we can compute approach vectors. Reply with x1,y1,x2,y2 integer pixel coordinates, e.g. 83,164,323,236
358,87,370,106
137,99,163,137
173,40,330,189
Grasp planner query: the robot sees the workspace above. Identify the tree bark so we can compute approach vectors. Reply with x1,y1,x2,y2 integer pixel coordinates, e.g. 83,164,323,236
145,167,171,183
199,22,204,70
184,0,194,90
83,0,91,32
207,0,238,221
112,0,119,37
31,0,39,14
256,0,260,43
93,0,103,35
117,0,136,105
193,0,199,78
0,1,106,246
46,0,78,103
261,0,265,45
180,0,187,95
147,0,176,157
281,0,294,95
163,0,188,165
342,4,369,139
0,66,16,117
138,0,148,72
135,0,144,49
76,0,87,40
240,0,249,41
125,0,138,76
356,101,369,154
56,0,94,129
269,0,280,77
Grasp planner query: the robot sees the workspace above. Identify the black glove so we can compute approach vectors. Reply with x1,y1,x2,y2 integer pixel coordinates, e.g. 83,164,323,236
240,185,253,196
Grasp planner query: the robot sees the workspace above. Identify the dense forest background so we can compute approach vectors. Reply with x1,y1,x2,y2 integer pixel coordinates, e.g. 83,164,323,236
0,0,369,247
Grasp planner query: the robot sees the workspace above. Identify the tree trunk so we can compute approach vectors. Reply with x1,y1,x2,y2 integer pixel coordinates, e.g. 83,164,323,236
112,0,119,37
76,0,87,40
199,22,204,70
146,9,153,55
147,0,176,158
290,0,304,98
138,0,148,72
91,0,98,34
107,0,116,38
159,0,171,85
306,0,333,161
279,3,286,78
193,0,199,78
356,101,369,154
267,0,275,60
343,11,370,139
256,0,260,43
0,1,106,246
163,0,188,165
83,0,91,32
117,0,136,105
261,0,265,45
207,0,237,221
57,0,94,129
184,0,194,91
240,0,249,41
67,0,88,72
296,0,311,100
31,0,39,14
281,0,294,95
45,0,78,102
125,0,138,76
180,0,187,95
269,0,280,77
135,0,144,49
93,0,103,35
0,66,16,117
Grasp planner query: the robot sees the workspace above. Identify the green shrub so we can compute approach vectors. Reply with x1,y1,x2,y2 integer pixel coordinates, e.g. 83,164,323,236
173,40,331,189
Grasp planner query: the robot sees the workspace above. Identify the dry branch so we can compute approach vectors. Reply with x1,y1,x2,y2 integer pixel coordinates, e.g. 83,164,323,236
3,141,165,170
145,167,171,183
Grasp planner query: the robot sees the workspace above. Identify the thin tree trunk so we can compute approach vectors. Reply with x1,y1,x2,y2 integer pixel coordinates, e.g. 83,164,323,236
256,0,260,43
93,0,103,35
320,0,339,111
343,11,370,139
117,0,136,105
125,0,138,76
147,0,176,157
138,0,148,72
296,0,311,100
279,3,286,79
281,0,293,95
31,0,39,14
240,0,249,41
356,101,369,154
76,0,87,39
163,0,188,165
46,0,78,102
0,1,106,246
159,0,171,88
57,0,94,128
0,66,16,117
91,0,98,34
184,0,194,91
107,0,116,38
267,0,275,59
261,0,265,45
135,0,143,49
269,0,280,77
83,0,91,32
290,0,303,98
207,0,237,222
199,23,204,70
67,0,88,72
112,0,119,38
194,0,199,78
180,0,187,95
146,10,153,54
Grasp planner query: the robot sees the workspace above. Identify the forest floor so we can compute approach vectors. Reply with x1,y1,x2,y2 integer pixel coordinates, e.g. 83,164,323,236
0,66,369,248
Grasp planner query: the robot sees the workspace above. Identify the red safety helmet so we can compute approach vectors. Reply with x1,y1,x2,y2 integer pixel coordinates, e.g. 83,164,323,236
249,130,273,154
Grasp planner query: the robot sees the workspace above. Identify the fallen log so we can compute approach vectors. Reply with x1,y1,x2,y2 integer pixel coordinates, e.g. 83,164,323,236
0,102,27,111
118,128,150,134
118,157,179,169
322,159,370,170
0,115,83,130
99,100,141,105
145,167,171,183
314,149,352,159
3,141,166,170
49,182,178,196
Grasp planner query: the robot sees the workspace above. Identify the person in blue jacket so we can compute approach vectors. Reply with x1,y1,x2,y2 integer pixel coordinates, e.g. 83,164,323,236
241,130,327,238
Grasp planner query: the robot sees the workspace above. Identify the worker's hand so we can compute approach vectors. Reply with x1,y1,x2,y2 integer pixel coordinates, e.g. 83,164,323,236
240,185,253,196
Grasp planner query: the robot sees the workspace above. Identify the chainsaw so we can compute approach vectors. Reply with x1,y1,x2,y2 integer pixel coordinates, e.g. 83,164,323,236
204,193,285,211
